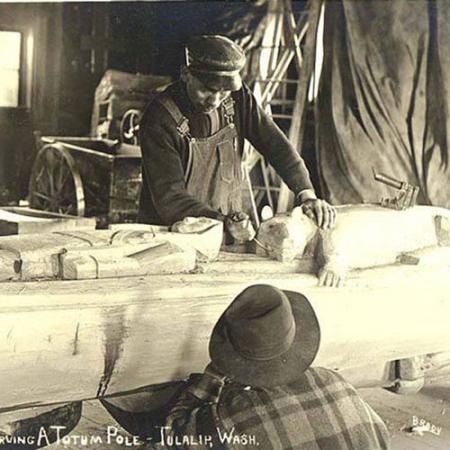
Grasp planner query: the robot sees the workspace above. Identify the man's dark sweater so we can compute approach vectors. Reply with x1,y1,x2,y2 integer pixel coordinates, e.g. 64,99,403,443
138,81,314,225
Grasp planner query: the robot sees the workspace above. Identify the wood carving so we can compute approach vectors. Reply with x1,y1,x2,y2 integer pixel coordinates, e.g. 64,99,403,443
60,241,195,280
256,205,450,286
0,217,222,281
111,217,223,262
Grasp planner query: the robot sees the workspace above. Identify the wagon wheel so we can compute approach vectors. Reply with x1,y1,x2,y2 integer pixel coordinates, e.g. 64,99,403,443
120,109,142,145
28,144,85,216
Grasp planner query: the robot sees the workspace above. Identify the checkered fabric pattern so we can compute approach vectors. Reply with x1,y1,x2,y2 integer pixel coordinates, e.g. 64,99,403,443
152,367,390,450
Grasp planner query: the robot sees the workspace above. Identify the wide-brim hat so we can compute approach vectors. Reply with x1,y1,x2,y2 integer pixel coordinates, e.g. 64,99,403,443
209,285,320,388
186,35,245,92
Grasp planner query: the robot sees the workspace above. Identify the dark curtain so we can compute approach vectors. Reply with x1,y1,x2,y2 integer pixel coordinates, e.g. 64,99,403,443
316,0,450,207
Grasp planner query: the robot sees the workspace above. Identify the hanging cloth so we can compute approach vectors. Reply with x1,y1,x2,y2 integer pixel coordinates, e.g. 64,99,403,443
316,0,450,207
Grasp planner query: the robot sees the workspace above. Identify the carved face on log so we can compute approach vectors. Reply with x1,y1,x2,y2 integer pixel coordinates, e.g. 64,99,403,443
256,204,450,287
256,207,317,263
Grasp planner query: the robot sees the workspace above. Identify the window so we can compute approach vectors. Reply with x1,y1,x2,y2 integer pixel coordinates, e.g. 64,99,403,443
0,31,22,107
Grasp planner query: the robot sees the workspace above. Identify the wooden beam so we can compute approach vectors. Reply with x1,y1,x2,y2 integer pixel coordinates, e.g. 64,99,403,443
81,3,112,74
277,0,323,213
0,207,95,236
260,12,309,102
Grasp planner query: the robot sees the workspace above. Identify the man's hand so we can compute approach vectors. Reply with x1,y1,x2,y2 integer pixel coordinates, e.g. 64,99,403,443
301,199,337,229
225,212,256,243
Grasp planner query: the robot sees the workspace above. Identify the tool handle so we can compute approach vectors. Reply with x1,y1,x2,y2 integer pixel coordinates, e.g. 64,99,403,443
373,170,403,189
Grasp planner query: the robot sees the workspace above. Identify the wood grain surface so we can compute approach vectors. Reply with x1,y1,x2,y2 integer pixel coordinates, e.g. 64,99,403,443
0,248,449,412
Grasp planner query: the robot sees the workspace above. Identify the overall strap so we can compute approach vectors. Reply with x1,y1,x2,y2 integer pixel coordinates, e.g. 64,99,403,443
222,96,235,125
157,95,191,139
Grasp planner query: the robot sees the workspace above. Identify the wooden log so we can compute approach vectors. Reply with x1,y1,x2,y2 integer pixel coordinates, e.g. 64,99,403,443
0,249,450,412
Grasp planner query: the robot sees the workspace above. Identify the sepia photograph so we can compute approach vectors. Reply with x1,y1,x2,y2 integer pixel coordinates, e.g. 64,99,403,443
0,0,449,448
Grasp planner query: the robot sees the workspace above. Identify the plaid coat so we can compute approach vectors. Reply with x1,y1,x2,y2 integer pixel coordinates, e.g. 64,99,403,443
151,367,390,450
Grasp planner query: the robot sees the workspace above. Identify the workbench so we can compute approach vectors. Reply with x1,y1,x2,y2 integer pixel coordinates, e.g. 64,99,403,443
1,247,450,414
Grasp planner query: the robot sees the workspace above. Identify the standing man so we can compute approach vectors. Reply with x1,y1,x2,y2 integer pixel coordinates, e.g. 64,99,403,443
151,284,390,449
138,35,336,235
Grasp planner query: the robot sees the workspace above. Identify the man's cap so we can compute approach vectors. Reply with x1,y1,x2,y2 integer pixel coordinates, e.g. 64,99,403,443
209,284,321,388
186,35,246,92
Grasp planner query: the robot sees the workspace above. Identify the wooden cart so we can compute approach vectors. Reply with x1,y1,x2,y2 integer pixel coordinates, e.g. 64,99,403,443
28,137,142,226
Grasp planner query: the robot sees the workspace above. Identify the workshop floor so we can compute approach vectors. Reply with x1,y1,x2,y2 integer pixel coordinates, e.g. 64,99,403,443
48,381,450,449
360,380,450,450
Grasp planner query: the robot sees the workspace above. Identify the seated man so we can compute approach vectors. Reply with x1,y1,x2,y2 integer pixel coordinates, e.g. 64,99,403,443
151,285,390,449
138,35,336,238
